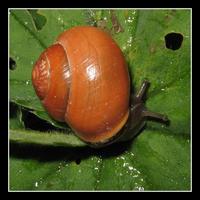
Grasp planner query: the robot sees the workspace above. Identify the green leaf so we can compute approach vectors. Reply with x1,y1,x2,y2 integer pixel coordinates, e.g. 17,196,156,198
27,10,47,31
10,129,85,147
9,9,191,190
10,130,190,190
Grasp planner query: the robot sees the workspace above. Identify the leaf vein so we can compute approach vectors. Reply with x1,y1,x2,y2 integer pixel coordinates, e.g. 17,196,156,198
11,11,47,49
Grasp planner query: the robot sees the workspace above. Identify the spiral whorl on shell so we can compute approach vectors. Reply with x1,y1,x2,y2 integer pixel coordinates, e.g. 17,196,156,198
32,26,130,143
32,44,71,122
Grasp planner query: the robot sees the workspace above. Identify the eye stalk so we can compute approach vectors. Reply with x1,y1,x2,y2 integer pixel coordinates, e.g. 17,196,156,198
88,80,169,148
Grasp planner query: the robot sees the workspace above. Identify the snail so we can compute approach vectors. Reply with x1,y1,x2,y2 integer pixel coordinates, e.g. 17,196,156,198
32,26,169,148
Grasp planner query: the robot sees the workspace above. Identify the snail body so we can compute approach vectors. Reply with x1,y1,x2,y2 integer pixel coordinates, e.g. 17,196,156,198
32,26,169,148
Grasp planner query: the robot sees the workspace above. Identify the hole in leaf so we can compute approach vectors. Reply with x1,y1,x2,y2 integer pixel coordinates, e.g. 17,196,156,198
75,158,81,165
28,9,47,31
10,57,16,70
165,32,183,50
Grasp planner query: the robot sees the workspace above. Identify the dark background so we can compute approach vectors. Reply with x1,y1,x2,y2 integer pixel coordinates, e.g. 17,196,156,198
2,0,193,193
